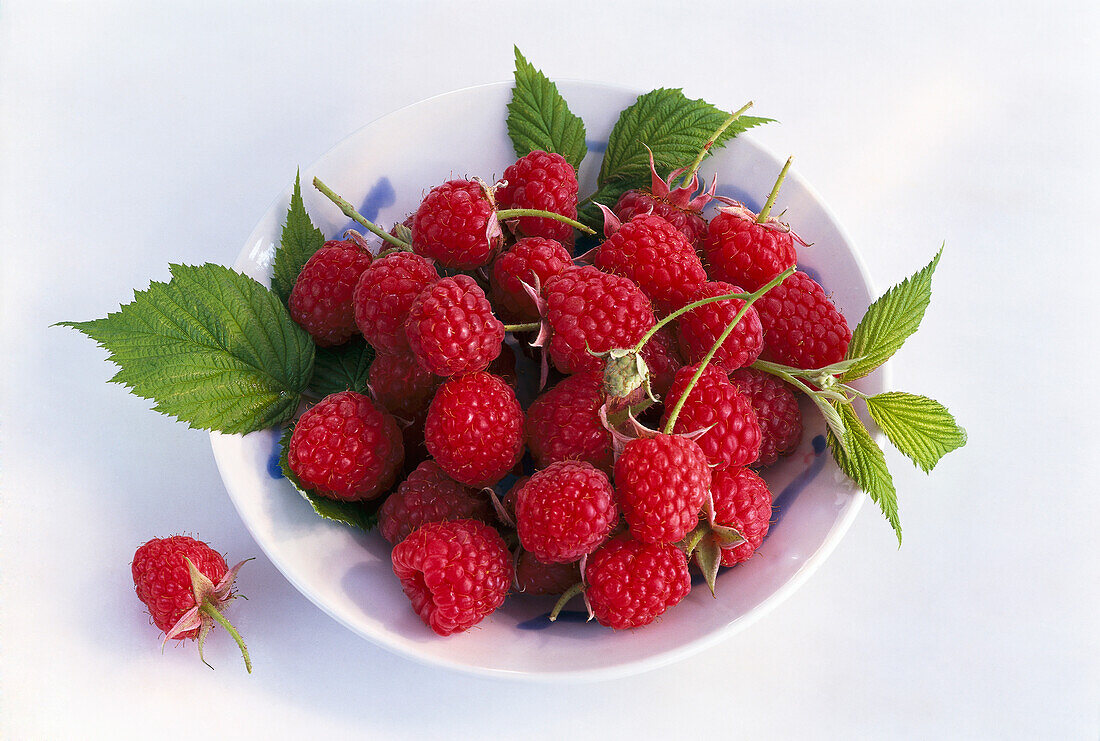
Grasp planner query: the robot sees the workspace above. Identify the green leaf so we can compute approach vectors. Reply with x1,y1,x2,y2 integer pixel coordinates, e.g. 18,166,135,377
309,337,375,396
577,181,635,230
866,392,966,473
842,247,942,381
60,263,315,434
507,47,587,171
826,401,901,545
271,171,326,303
278,424,380,531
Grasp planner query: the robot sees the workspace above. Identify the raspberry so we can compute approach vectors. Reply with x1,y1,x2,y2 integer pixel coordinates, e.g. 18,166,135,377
594,213,707,314
368,350,441,419
490,236,573,322
703,209,798,292
615,190,708,249
500,475,530,526
353,251,438,354
379,461,492,544
514,461,618,563
424,372,525,487
729,368,803,467
543,266,656,374
288,244,373,347
524,371,612,472
640,326,683,398
405,275,504,376
661,364,761,469
515,551,581,596
614,433,711,544
287,390,404,500
584,536,691,629
391,519,512,636
488,342,518,387
496,151,579,245
756,270,851,369
676,280,763,372
411,179,501,269
710,466,773,565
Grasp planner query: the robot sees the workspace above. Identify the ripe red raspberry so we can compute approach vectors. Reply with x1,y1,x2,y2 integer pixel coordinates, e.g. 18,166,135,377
640,326,683,398
615,433,711,544
514,461,618,563
676,280,763,372
515,551,581,596
289,244,373,347
391,519,512,636
710,466,773,565
490,236,573,322
756,270,852,369
424,372,525,488
405,275,505,376
411,179,501,269
379,461,492,544
287,390,404,500
594,213,707,314
353,251,438,354
729,368,803,467
543,266,656,374
368,350,441,419
584,536,691,629
703,209,798,292
525,371,612,472
661,364,762,469
496,150,579,245
615,190,708,249
500,475,530,526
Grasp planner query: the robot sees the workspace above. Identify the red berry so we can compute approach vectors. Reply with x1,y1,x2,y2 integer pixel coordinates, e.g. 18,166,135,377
711,466,773,565
515,551,581,596
614,433,711,544
411,180,501,269
424,372,525,488
676,280,763,372
353,251,438,354
369,350,441,419
756,270,852,370
661,364,761,469
729,368,803,467
405,275,505,376
379,461,492,544
524,371,612,472
496,151,579,245
543,266,656,374
132,536,228,637
287,390,404,501
289,245,373,347
488,342,518,388
640,326,683,398
615,189,708,249
515,461,618,563
391,519,512,636
490,236,573,322
584,536,691,629
703,210,798,291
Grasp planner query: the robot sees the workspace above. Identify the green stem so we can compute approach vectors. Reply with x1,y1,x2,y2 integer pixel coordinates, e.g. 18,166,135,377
549,582,585,622
503,322,541,333
495,209,595,235
199,602,252,674
662,266,795,434
606,397,654,428
757,157,793,223
634,292,751,353
752,359,867,402
313,177,409,250
680,101,754,189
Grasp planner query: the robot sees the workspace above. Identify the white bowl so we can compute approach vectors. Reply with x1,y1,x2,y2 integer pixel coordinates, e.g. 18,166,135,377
211,81,885,681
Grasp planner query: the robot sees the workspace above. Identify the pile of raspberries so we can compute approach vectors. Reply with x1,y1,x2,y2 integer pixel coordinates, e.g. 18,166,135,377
285,150,852,636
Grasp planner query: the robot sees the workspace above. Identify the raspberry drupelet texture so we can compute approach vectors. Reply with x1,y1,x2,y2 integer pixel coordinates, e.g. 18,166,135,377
514,461,618,563
405,275,505,376
287,390,404,501
639,326,683,398
729,368,803,467
584,535,692,629
391,519,513,636
379,461,492,544
411,179,501,269
661,364,762,469
676,280,764,372
524,371,612,472
490,236,573,322
756,270,852,370
132,536,228,637
703,210,798,292
495,150,579,245
353,251,438,354
543,266,656,374
368,350,441,419
288,244,373,347
615,189,708,249
615,433,711,544
424,372,525,488
515,551,581,596
710,466,773,565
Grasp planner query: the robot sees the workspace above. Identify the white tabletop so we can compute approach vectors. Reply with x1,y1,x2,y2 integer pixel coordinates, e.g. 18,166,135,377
2,1,1097,738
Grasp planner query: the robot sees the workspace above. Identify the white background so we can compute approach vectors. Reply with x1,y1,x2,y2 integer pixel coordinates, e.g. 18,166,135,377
2,1,1098,738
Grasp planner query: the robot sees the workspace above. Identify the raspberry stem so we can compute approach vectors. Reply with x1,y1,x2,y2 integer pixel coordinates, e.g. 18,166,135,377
502,322,541,333
679,101,754,189
662,266,795,434
756,157,793,223
549,582,586,622
199,602,252,673
312,177,411,250
494,209,596,235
